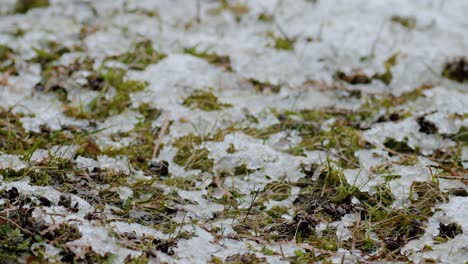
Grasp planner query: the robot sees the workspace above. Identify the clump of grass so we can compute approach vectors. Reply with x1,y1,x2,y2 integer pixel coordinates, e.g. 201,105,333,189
242,108,366,168
391,15,416,29
173,134,214,172
224,253,265,263
442,57,468,82
264,182,292,201
274,37,295,50
226,143,236,153
436,222,462,242
208,0,249,22
383,137,416,154
336,69,371,85
0,107,93,159
258,13,273,22
15,0,49,13
106,40,166,70
184,47,232,70
87,68,148,119
373,53,399,85
0,189,82,262
266,31,296,51
182,90,232,111
290,126,364,168
0,44,15,72
233,164,255,176
30,41,70,69
249,78,281,93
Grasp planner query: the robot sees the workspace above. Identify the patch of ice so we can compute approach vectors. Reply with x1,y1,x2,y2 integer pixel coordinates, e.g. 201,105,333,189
364,117,455,155
176,189,224,219
110,222,169,240
30,145,79,162
0,154,27,171
65,223,141,263
76,155,131,175
117,186,133,201
463,146,468,169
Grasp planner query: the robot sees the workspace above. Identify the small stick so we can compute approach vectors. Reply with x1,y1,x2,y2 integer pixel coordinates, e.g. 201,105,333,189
214,175,233,198
244,188,260,221
152,112,170,160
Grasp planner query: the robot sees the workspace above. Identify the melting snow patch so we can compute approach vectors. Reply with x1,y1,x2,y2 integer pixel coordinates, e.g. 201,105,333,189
0,154,27,171
402,197,468,263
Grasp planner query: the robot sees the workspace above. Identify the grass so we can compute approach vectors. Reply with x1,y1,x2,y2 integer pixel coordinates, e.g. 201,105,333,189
207,0,249,21
14,0,49,13
106,40,166,70
173,134,214,172
266,31,296,51
184,47,232,70
63,67,148,120
391,15,416,29
1,4,465,262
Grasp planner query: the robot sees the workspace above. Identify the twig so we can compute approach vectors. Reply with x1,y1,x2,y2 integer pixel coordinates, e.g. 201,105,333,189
214,175,233,198
228,233,269,245
0,215,34,236
294,242,336,256
152,112,170,160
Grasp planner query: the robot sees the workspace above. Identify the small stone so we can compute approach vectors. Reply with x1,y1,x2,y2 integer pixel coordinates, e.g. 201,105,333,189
448,188,468,197
149,160,169,176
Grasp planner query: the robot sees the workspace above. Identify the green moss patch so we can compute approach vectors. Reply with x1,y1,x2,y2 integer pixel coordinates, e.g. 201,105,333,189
182,90,232,111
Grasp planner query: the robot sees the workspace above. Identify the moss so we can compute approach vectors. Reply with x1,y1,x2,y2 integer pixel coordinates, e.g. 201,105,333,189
184,47,232,70
183,90,232,111
173,134,214,172
106,40,166,70
15,0,49,13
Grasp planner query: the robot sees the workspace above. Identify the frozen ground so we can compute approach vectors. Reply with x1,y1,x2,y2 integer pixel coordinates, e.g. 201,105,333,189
0,0,467,263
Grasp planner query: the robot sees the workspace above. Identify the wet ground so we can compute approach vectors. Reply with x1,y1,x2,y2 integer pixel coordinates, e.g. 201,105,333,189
0,0,467,263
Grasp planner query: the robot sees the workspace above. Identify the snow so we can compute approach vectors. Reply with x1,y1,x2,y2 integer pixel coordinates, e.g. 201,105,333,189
0,0,467,262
